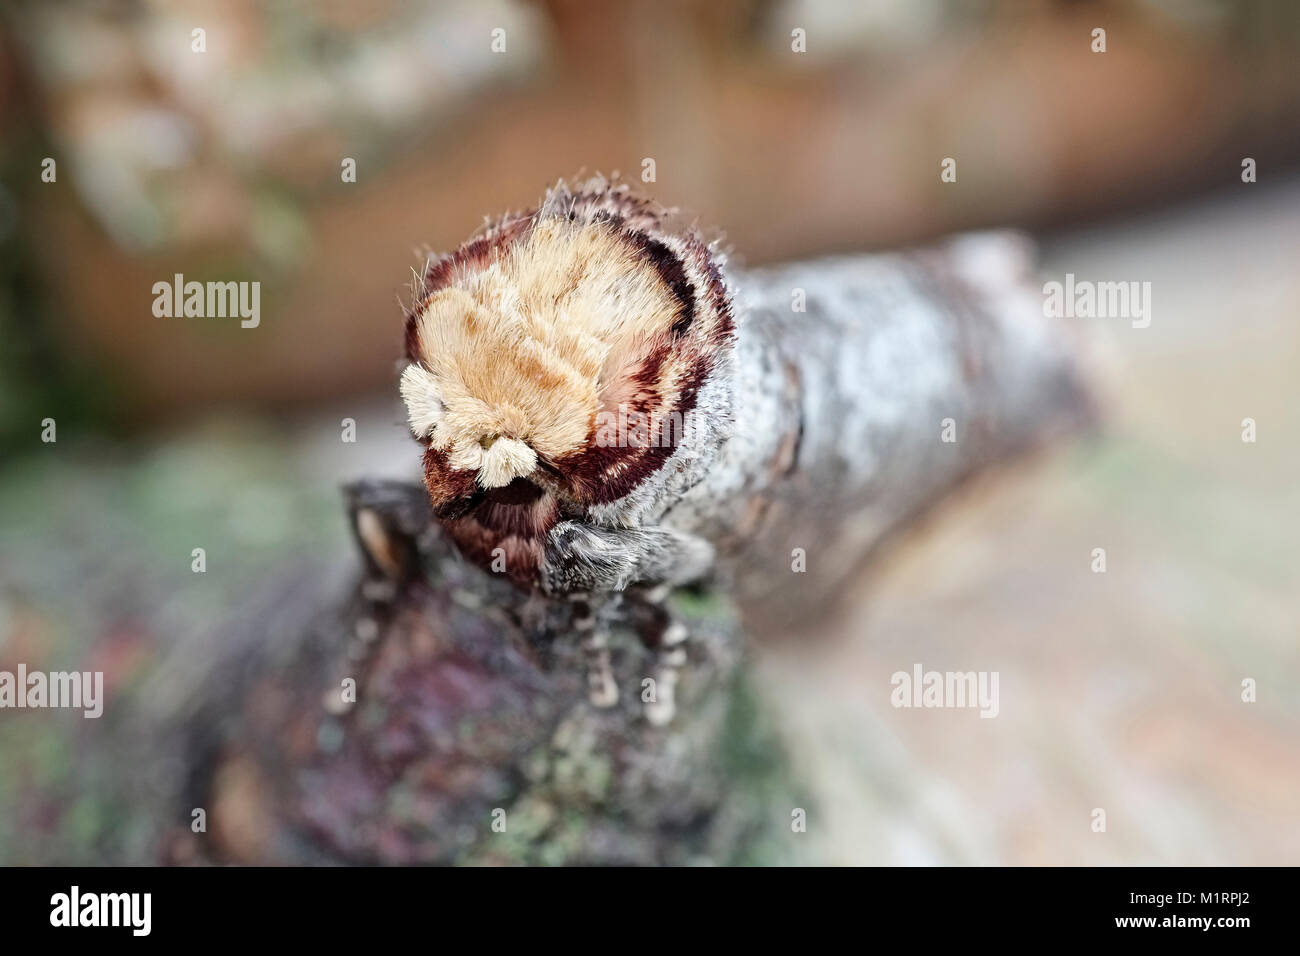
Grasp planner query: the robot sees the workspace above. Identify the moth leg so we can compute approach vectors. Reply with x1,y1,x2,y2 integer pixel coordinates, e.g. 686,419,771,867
542,522,714,595
542,522,713,715
571,592,620,709
633,585,689,727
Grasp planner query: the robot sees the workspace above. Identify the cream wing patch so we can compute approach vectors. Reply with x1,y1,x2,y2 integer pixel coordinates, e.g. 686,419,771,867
399,363,445,437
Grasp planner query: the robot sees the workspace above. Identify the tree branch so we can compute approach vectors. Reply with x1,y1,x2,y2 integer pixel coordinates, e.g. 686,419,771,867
163,234,1092,865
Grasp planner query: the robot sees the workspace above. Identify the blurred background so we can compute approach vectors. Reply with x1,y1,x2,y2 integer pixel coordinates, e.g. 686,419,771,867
1,0,1297,864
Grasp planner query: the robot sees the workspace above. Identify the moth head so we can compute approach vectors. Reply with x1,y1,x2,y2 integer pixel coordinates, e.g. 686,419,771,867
401,178,734,517
399,362,540,489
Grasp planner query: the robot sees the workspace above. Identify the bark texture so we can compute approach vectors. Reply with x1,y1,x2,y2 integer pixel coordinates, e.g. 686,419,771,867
161,529,792,865
691,233,1095,632
152,237,1092,865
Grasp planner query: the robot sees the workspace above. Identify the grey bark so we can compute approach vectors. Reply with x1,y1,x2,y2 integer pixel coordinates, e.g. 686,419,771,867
151,234,1092,865
679,232,1094,632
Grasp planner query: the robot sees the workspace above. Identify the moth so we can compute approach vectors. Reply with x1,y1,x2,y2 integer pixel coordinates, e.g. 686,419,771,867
352,176,1082,725
387,178,734,725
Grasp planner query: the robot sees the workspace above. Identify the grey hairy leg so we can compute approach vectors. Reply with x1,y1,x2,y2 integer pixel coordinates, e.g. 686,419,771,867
541,521,715,595
569,592,620,708
626,585,691,727
541,520,714,723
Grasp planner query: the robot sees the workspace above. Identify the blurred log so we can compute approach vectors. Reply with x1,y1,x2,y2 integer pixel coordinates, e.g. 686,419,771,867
175,513,792,865
151,235,1093,865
